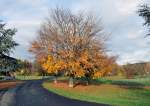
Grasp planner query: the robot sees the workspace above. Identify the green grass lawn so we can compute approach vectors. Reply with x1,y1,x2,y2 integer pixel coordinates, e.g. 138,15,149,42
15,76,50,80
43,76,150,106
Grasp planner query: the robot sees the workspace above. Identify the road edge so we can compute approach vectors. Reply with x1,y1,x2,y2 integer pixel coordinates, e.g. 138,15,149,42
0,87,17,106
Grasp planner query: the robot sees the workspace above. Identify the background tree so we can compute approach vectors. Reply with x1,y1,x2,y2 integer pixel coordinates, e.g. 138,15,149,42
144,63,150,75
0,21,19,74
19,60,32,75
32,60,46,76
122,62,150,78
30,8,116,87
0,55,19,75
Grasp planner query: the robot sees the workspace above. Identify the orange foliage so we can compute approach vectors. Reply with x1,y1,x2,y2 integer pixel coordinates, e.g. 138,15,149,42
42,55,66,74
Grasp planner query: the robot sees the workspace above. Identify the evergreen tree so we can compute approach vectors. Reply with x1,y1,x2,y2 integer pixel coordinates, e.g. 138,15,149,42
0,21,19,72
138,4,150,36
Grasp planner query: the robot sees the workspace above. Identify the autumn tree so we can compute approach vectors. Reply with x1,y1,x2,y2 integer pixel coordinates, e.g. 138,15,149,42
30,8,116,87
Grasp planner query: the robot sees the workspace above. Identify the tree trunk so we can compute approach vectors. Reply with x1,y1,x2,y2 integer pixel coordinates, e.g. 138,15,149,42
86,80,89,86
54,75,58,84
69,77,74,87
86,78,90,86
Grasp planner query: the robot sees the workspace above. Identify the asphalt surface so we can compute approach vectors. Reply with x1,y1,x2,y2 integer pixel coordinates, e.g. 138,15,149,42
0,79,109,106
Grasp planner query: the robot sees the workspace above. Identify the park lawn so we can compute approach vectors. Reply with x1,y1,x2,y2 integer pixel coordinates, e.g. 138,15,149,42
43,77,150,106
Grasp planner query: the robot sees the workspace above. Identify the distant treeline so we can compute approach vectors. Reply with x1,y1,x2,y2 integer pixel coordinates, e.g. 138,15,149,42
122,62,150,78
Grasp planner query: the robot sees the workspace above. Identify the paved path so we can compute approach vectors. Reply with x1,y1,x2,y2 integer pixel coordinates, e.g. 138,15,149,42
0,79,109,106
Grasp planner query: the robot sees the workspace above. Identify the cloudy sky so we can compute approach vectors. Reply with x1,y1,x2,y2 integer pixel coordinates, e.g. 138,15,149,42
0,0,150,65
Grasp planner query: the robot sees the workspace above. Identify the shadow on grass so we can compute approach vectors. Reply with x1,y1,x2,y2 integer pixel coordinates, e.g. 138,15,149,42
75,78,146,89
92,79,146,89
111,81,145,89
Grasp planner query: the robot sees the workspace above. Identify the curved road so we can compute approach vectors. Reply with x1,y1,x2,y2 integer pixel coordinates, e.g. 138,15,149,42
0,79,109,106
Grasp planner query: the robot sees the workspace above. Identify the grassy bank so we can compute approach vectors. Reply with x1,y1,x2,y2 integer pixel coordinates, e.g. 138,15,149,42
43,77,150,106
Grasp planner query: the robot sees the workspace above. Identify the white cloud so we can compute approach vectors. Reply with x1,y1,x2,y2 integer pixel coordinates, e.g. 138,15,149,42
116,0,141,16
8,20,41,29
72,0,142,25
127,29,144,39
118,49,150,65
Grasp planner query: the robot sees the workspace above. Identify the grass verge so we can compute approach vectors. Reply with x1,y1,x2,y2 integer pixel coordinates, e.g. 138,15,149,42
0,81,23,90
43,77,150,106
